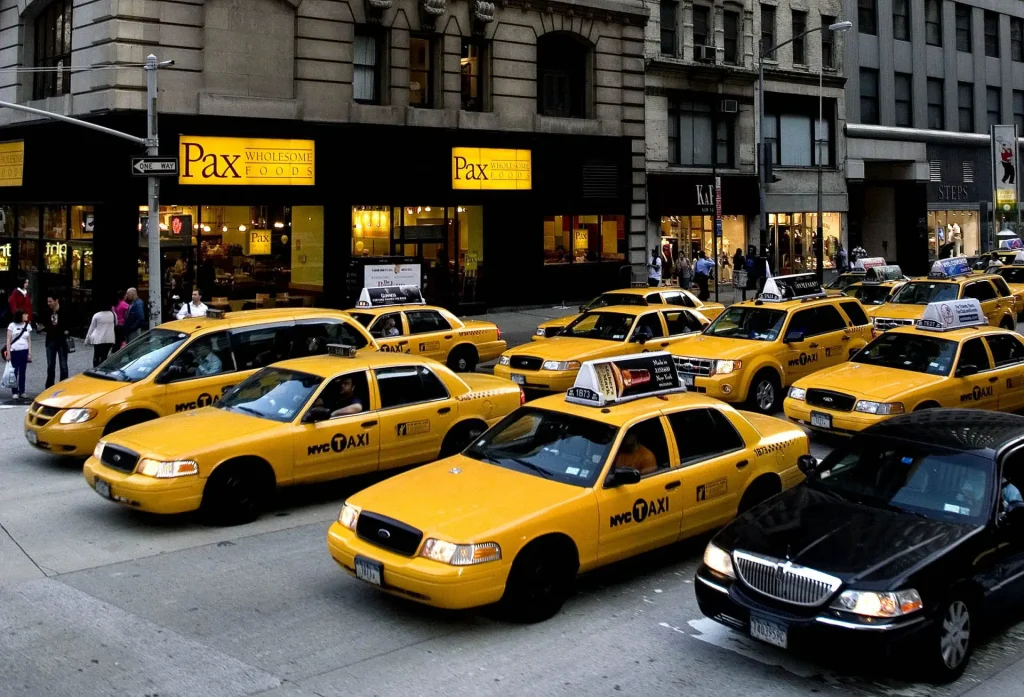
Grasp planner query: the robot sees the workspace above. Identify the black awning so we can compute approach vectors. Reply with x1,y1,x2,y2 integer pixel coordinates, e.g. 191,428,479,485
647,172,759,218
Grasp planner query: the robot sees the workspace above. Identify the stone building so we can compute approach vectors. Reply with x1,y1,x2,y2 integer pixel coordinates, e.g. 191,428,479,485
0,0,648,319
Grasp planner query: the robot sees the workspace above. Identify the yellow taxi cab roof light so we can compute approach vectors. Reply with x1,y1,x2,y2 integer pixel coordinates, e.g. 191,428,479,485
756,273,827,303
1012,250,1024,265
355,285,425,309
915,299,988,332
851,257,886,272
863,265,906,284
326,344,359,358
205,308,227,319
928,257,972,279
566,352,684,408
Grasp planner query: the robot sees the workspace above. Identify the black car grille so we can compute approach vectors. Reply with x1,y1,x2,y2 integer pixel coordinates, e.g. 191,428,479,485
805,389,856,412
356,511,424,556
100,444,140,474
511,356,543,371
27,402,61,427
734,551,841,606
674,356,714,376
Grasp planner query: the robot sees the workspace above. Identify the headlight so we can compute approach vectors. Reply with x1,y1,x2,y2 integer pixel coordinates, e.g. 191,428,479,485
92,441,105,461
498,355,511,366
713,359,742,375
419,538,502,566
830,589,923,618
854,400,905,415
788,387,807,401
703,541,735,579
542,360,581,371
338,502,360,531
136,458,199,478
60,408,97,425
535,328,546,336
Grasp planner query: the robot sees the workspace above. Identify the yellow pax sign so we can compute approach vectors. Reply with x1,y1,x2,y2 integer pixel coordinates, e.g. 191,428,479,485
452,148,531,190
179,136,315,186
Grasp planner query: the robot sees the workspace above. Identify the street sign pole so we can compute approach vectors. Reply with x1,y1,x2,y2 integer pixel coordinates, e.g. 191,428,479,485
144,54,162,328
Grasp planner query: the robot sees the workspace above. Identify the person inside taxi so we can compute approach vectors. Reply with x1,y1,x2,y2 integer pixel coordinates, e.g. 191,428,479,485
313,375,366,417
613,431,657,475
192,342,223,377
382,317,401,337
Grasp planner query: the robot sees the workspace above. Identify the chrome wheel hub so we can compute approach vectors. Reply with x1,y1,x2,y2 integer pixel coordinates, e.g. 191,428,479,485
756,381,774,411
940,601,970,669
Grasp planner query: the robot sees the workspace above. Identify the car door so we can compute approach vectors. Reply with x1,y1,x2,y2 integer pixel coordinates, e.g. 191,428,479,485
963,280,1002,326
405,310,455,361
370,311,412,355
813,304,855,368
293,370,380,482
662,309,706,347
991,276,1018,319
157,331,239,413
373,364,456,468
291,318,373,358
230,322,296,372
981,446,1024,613
953,337,999,410
596,417,684,563
985,334,1024,411
780,308,824,385
630,311,669,350
666,407,749,536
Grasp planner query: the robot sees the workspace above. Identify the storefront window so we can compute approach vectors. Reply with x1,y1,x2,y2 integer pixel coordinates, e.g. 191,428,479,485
42,206,66,239
17,207,39,238
352,206,391,256
292,206,324,291
70,205,94,240
543,215,625,264
660,215,748,267
927,210,979,261
18,240,38,272
769,212,841,274
0,205,13,273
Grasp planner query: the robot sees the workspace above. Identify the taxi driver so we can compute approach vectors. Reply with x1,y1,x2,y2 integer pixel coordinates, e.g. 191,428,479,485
193,342,223,377
331,376,364,417
382,317,401,337
613,431,657,476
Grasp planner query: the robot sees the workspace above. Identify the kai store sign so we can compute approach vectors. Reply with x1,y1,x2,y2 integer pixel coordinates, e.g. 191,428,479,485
451,148,531,190
179,136,315,186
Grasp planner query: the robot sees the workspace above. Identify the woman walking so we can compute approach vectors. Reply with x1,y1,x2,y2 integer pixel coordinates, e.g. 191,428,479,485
6,308,31,400
112,290,129,348
677,252,692,290
85,301,118,367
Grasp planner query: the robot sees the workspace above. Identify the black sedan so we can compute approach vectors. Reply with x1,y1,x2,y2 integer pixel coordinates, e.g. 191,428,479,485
695,409,1024,683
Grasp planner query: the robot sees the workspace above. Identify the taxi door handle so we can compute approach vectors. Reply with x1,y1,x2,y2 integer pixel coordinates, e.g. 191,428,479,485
660,342,670,348
808,343,819,349
438,407,451,415
444,335,453,340
841,336,850,341
665,480,681,491
736,459,749,470
989,377,999,383
361,420,378,428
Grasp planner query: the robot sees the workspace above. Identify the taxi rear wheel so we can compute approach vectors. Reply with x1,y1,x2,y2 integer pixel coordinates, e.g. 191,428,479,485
447,346,478,373
747,371,781,414
500,540,578,623
202,460,274,526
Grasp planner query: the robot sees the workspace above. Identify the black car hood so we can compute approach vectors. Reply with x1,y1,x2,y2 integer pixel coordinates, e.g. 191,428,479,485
717,486,981,585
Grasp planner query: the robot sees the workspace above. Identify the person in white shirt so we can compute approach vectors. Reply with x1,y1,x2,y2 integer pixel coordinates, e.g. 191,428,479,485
85,300,119,367
176,289,208,320
648,247,662,287
5,309,31,400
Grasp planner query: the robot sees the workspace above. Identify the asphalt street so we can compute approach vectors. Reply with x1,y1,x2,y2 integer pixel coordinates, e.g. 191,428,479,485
3,308,1024,697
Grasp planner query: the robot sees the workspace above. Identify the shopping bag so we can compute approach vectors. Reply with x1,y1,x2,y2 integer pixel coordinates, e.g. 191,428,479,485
1,361,15,390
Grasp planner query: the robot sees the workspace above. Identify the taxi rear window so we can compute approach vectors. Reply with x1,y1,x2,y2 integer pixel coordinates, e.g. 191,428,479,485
1000,268,1024,284
350,312,375,327
589,293,647,309
891,282,958,305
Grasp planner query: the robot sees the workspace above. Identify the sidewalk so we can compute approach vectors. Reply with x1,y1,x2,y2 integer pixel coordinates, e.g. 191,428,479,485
1,334,92,404
960,655,1024,697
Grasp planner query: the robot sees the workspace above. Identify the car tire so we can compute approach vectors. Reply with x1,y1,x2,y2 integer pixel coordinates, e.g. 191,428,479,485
447,346,478,373
747,371,781,415
915,401,940,412
922,595,974,683
439,421,485,458
1001,317,1016,331
499,542,576,623
201,462,272,526
102,410,156,436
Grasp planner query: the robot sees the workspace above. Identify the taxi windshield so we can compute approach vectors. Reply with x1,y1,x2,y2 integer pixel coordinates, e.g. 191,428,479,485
999,267,1024,284
852,333,958,376
349,312,375,328
86,329,187,383
217,368,322,422
705,306,786,341
561,312,635,341
826,274,862,291
843,285,892,305
890,281,958,305
586,293,648,309
813,437,993,525
464,407,617,487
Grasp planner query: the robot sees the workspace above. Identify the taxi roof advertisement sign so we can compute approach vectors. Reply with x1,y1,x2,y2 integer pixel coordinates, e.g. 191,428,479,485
566,353,681,407
929,256,971,278
864,265,904,282
918,299,986,331
852,257,886,272
357,285,424,307
757,273,823,302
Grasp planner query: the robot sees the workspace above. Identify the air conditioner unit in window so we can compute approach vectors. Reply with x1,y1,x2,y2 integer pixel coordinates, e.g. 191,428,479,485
694,45,716,63
720,99,739,113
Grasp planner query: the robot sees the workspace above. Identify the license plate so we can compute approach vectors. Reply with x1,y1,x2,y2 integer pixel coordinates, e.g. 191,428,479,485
24,430,37,445
681,374,695,387
750,615,788,649
810,411,832,429
354,556,383,586
511,374,525,385
94,479,111,499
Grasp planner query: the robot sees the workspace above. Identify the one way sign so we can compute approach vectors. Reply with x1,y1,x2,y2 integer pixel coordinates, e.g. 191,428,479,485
131,157,178,176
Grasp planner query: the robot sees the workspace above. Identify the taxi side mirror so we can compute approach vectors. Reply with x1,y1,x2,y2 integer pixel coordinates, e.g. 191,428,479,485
630,333,649,345
303,406,332,423
605,467,642,487
155,364,183,385
797,454,822,478
784,329,806,344
956,364,979,378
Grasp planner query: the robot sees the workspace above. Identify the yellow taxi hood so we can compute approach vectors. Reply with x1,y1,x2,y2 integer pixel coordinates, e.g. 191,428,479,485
797,362,946,400
538,315,578,329
36,374,132,410
673,335,769,361
506,337,624,362
105,408,280,461
871,303,927,320
349,455,589,540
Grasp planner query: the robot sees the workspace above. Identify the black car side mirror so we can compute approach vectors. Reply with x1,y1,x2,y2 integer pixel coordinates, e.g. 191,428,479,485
303,406,332,423
784,329,806,344
605,467,642,487
797,454,822,478
956,364,979,378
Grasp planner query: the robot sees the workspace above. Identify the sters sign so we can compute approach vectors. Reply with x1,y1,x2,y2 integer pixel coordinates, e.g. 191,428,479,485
451,148,531,190
179,136,315,186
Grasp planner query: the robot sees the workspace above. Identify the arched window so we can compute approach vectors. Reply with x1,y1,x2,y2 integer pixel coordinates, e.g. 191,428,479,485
31,0,73,100
537,32,592,119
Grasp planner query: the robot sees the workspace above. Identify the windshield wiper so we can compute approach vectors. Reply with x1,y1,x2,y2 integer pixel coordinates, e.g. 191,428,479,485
231,405,263,417
506,456,555,479
84,369,118,381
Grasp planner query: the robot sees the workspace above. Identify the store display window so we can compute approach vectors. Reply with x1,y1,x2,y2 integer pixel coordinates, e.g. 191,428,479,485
543,215,626,264
769,212,841,274
659,215,748,265
927,210,979,261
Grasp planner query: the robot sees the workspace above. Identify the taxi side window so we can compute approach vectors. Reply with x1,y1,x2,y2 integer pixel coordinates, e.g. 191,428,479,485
986,335,1024,367
644,294,663,304
957,338,992,372
964,281,997,302
231,325,293,370
667,408,744,465
406,310,452,335
612,419,670,477
292,320,369,358
633,313,666,340
839,301,870,327
662,292,690,307
374,365,450,409
369,312,404,339
992,277,1013,297
663,310,704,335
786,309,817,338
314,371,371,418
165,332,235,382
813,305,848,333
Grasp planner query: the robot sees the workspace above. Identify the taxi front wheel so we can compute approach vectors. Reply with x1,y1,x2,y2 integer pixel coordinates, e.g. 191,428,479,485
500,541,578,623
747,371,781,415
201,460,274,526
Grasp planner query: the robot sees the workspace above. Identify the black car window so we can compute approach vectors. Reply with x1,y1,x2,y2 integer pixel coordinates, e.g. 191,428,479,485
958,338,992,372
231,325,293,370
986,334,1024,367
369,312,404,339
840,300,870,326
663,310,703,335
853,333,958,376
644,294,663,304
312,371,371,417
891,282,958,305
999,448,1024,514
667,408,744,465
660,292,684,306
843,286,891,306
786,309,819,338
963,281,997,302
633,313,665,340
676,292,698,308
992,276,1013,297
705,306,786,341
164,331,235,382
999,267,1024,283
814,305,848,333
374,365,449,408
350,312,374,328
611,418,670,478
406,310,452,334
292,320,369,358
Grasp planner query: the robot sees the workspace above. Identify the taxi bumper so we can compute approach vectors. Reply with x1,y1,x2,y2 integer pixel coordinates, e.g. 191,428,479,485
476,340,508,364
327,523,507,610
683,373,745,403
493,365,577,393
783,398,885,435
24,409,105,457
83,457,205,514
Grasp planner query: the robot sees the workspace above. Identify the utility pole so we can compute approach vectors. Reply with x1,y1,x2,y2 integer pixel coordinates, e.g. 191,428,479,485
144,55,162,327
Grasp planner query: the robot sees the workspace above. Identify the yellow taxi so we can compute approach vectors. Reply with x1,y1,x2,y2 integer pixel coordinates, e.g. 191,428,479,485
868,257,1017,332
840,264,908,307
347,286,505,372
669,273,874,414
82,346,523,524
971,248,1019,274
823,257,887,296
25,309,378,458
532,287,724,340
785,299,1024,434
326,353,808,620
495,305,709,393
994,251,1024,316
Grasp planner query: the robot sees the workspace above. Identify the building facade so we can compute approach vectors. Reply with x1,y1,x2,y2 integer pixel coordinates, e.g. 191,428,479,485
0,0,649,321
646,0,848,280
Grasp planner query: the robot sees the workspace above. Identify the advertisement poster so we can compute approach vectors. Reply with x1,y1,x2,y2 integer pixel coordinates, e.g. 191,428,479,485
364,263,421,289
991,125,1019,225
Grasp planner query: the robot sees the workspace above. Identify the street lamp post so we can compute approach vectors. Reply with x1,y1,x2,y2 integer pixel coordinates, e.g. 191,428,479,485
758,20,852,282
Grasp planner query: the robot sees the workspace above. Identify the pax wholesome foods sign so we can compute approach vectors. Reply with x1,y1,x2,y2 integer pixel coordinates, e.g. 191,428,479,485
179,136,315,186
0,141,24,187
451,148,531,190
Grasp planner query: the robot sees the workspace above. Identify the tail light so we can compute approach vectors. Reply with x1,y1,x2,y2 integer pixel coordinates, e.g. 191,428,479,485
519,387,526,405
497,327,503,341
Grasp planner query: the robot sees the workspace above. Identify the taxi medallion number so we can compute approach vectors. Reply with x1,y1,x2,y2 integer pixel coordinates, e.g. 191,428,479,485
511,374,525,385
93,479,112,500
354,556,383,586
750,615,788,649
25,430,37,445
810,412,832,429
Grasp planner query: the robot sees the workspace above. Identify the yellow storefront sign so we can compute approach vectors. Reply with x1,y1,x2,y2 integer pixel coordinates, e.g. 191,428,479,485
451,148,531,190
0,141,24,187
249,230,272,255
179,136,314,186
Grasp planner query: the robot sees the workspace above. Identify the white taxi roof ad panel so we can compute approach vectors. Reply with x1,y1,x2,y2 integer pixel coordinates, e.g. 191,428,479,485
757,273,826,303
917,299,987,331
928,257,971,279
851,257,886,272
566,352,683,407
863,265,905,283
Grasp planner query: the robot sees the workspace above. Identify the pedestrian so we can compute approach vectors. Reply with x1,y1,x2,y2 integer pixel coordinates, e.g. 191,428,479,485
835,243,849,273
175,288,208,320
719,251,732,283
43,295,70,389
677,252,692,291
733,247,745,274
694,251,714,301
124,287,145,342
113,290,129,348
5,308,31,400
85,301,117,367
9,277,32,329
647,247,662,287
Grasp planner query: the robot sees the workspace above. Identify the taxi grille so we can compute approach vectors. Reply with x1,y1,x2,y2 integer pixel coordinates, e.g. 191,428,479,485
100,444,139,474
873,317,915,331
805,389,856,412
27,402,61,427
673,356,714,376
511,356,543,371
733,550,841,606
356,511,423,556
